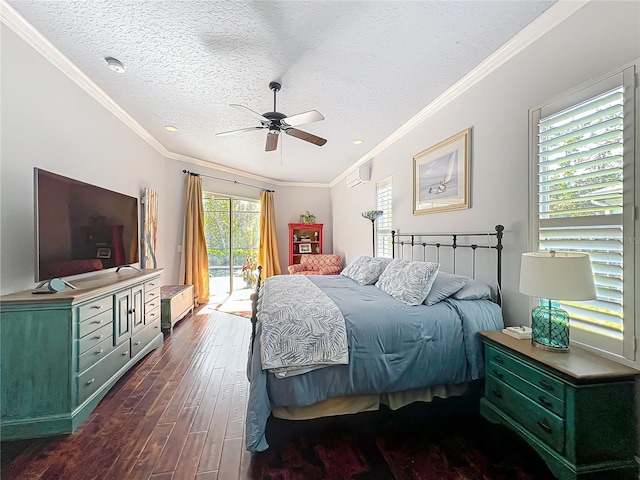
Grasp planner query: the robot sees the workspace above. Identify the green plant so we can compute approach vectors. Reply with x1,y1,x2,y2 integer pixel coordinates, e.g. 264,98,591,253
300,211,316,224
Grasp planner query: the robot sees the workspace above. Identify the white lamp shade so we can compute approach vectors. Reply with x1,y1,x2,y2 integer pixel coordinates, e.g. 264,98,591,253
519,251,597,301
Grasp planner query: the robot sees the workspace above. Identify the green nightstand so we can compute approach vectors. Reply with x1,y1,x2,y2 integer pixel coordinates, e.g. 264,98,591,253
479,330,638,480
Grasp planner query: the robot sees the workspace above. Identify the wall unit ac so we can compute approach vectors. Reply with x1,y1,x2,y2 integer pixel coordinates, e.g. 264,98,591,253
345,165,371,188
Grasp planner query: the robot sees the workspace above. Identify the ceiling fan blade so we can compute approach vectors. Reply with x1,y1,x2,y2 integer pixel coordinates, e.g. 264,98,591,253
230,104,270,123
284,128,327,146
216,126,267,137
265,131,279,151
281,110,324,127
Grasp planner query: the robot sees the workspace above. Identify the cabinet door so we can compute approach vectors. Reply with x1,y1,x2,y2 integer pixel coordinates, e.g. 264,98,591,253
114,290,132,345
131,285,144,333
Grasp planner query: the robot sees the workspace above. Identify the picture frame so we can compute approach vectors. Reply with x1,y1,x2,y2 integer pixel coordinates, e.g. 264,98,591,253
413,128,471,215
96,247,112,259
299,243,312,254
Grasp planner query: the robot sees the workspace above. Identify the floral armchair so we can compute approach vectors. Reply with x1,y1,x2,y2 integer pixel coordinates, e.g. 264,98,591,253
287,254,343,275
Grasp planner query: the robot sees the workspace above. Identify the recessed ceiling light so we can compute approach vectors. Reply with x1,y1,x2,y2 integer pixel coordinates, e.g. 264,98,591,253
105,56,126,73
165,126,178,132
353,139,364,145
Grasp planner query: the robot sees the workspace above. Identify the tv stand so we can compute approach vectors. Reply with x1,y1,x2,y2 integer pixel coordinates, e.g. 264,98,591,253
1,268,164,440
116,265,141,273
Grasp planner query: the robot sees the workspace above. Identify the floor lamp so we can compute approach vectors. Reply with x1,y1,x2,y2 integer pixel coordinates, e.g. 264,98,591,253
361,210,383,257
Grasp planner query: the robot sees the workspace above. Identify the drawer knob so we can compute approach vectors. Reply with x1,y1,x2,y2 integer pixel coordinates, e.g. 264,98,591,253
538,396,553,409
94,348,104,355
492,370,504,380
91,319,104,325
491,389,503,399
134,341,141,346
90,305,103,310
122,351,129,356
538,380,553,391
86,378,95,385
494,356,504,365
93,335,104,340
537,421,552,434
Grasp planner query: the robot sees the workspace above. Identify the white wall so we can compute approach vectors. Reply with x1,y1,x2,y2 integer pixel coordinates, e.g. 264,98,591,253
274,186,333,273
332,0,640,327
0,26,168,294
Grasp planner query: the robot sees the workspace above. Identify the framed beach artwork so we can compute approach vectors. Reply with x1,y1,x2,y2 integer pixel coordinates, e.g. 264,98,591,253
413,128,471,215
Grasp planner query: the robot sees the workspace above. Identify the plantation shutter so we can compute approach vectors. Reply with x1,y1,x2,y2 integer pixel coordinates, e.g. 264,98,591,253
533,67,635,360
376,177,393,258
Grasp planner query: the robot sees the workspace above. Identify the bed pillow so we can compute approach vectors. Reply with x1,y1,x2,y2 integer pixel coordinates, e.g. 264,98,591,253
375,259,440,306
341,256,392,285
423,271,469,306
452,278,492,300
340,256,372,281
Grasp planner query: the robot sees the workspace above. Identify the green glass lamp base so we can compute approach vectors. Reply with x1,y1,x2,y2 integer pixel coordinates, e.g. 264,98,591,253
531,306,570,352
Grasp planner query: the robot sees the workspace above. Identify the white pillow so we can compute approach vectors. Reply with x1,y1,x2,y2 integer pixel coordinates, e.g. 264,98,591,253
423,271,469,306
342,256,392,285
375,259,440,306
341,256,372,281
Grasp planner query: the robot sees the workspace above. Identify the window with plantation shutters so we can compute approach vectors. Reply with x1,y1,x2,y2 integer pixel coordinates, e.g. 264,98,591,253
376,177,393,258
530,65,636,361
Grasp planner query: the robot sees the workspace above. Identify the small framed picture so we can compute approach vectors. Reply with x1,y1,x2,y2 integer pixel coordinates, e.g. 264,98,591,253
96,247,112,259
299,243,312,254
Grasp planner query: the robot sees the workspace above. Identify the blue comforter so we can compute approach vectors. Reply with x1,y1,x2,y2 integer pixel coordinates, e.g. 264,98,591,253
246,275,503,451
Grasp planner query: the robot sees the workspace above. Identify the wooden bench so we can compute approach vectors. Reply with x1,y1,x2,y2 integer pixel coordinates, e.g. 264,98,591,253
160,285,194,332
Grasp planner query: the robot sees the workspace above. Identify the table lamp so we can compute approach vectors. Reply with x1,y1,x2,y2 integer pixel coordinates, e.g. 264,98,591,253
519,251,596,352
361,210,383,257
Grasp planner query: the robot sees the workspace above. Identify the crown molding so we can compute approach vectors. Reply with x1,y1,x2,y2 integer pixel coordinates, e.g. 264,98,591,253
329,0,589,188
1,0,331,189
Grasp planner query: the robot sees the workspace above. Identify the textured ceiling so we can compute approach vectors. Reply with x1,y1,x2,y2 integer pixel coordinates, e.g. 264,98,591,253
6,0,555,184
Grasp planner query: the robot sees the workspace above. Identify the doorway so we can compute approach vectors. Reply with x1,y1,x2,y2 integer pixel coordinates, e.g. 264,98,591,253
202,194,260,294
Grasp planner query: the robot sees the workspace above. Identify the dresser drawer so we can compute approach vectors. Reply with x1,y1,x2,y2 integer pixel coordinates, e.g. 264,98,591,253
77,341,130,405
144,279,161,293
145,295,161,313
145,305,160,325
77,336,112,373
78,296,112,322
78,309,112,339
486,345,565,401
485,375,565,454
487,363,564,417
78,323,112,355
131,318,161,358
145,287,160,304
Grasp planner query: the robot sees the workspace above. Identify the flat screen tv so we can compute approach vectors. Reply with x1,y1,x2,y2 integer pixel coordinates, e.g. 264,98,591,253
34,168,140,282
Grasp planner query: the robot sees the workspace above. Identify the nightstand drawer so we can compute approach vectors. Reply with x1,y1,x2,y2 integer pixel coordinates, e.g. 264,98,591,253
144,287,160,304
486,345,564,401
487,363,564,417
486,375,565,454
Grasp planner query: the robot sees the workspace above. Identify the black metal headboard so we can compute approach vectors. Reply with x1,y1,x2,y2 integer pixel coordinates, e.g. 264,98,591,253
391,225,504,302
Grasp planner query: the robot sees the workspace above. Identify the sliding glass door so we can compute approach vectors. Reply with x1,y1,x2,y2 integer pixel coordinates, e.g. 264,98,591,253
203,194,260,294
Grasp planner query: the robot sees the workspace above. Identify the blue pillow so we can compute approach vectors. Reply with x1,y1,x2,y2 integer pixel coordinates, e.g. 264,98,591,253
452,278,492,300
376,259,440,306
423,271,468,306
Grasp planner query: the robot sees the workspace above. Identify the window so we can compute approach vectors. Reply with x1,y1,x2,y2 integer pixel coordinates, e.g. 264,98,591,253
376,177,393,258
530,65,637,362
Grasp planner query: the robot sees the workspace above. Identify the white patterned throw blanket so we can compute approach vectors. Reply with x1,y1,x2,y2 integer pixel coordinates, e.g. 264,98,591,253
259,275,348,378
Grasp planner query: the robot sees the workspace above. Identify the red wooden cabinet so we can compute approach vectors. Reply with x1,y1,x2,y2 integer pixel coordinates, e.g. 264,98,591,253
288,223,323,266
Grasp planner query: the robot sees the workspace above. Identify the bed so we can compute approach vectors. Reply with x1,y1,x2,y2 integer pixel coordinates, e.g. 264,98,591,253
246,225,505,452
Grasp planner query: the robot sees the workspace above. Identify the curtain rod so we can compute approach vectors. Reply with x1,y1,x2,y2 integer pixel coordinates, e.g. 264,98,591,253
182,170,274,192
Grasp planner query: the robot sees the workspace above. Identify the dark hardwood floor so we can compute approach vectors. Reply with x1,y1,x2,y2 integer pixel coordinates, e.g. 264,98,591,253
1,306,255,480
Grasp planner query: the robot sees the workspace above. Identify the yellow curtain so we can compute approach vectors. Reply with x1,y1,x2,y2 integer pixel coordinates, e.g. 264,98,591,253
258,190,281,279
179,174,210,305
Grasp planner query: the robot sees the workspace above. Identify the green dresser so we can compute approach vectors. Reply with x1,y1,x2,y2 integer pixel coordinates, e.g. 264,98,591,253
0,269,164,440
480,331,638,480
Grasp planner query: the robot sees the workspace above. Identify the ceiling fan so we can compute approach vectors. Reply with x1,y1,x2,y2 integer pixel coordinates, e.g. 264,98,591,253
216,81,327,152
